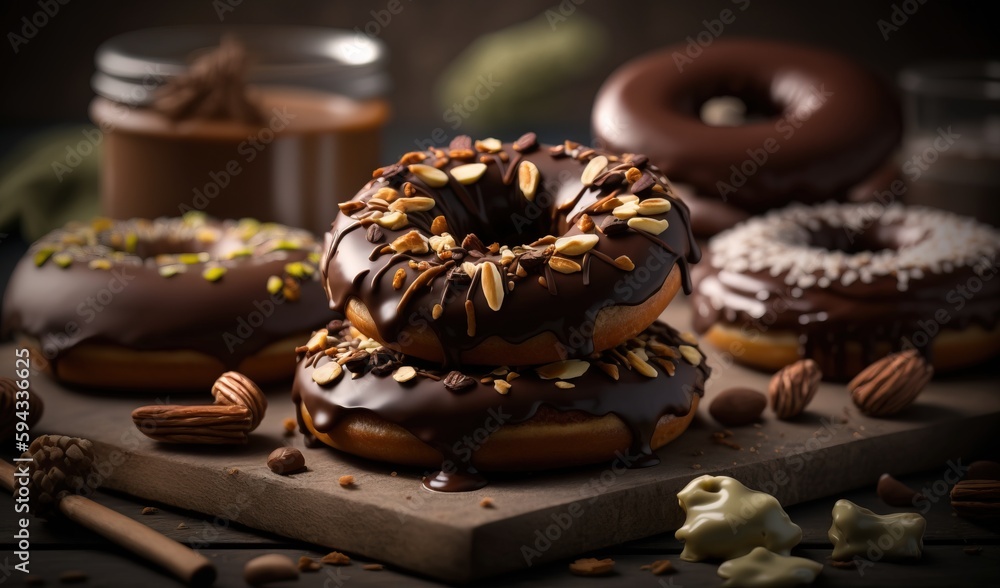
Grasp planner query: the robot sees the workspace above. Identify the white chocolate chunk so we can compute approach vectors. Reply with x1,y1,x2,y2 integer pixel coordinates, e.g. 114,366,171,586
676,475,802,561
718,547,823,588
828,499,925,561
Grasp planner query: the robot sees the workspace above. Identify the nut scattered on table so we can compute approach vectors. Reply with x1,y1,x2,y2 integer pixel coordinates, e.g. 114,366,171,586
645,559,675,575
569,557,615,576
848,350,932,417
244,554,298,585
950,479,1000,520
339,475,355,488
362,563,384,571
768,359,821,419
297,556,321,572
321,551,351,566
709,387,767,426
267,447,306,475
132,404,253,445
877,473,924,507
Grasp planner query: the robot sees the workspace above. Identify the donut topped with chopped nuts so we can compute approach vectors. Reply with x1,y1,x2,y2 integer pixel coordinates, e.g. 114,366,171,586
691,202,1000,379
292,319,709,490
2,213,335,389
322,134,701,366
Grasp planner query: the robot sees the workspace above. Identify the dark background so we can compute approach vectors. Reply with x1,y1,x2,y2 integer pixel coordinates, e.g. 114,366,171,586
2,0,999,129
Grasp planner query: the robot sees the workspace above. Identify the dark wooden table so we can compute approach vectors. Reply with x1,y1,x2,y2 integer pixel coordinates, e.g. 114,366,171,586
2,463,998,587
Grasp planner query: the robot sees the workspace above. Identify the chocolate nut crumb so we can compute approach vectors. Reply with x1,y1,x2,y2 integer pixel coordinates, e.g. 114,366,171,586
140,506,158,515
282,417,297,436
480,497,495,508
177,523,188,530
569,557,615,577
649,559,675,575
298,556,321,572
339,475,355,487
362,564,384,571
321,551,352,566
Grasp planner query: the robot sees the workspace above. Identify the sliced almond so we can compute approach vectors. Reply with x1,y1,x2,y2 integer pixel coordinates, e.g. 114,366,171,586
450,163,488,184
679,345,702,365
306,329,329,353
554,234,599,256
428,233,456,253
375,211,410,230
431,303,444,319
389,196,436,213
625,167,642,183
647,341,674,357
580,155,609,186
392,268,406,290
390,230,429,254
462,261,479,279
596,361,620,381
612,203,639,220
430,215,449,236
374,187,399,202
592,195,623,214
651,356,676,376
392,366,417,383
500,248,515,266
338,201,365,215
548,256,582,274
408,164,449,187
475,138,502,153
481,262,505,311
399,151,427,165
518,161,540,202
626,350,657,378
536,359,590,380
614,255,635,271
577,214,595,233
493,379,511,395
627,217,669,235
637,197,672,216
618,194,639,204
554,381,576,389
312,361,343,385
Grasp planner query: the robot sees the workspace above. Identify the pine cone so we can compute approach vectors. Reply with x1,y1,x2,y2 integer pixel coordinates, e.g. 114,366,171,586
21,435,95,519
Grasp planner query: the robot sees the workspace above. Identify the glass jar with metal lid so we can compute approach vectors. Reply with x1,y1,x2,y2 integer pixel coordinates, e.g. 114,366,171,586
90,25,391,234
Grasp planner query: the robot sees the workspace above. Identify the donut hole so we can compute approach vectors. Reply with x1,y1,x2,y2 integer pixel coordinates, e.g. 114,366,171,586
693,73,823,127
806,222,922,254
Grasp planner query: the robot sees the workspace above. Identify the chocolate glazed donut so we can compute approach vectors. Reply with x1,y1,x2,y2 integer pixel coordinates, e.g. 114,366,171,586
592,38,901,227
322,134,701,366
293,320,710,491
691,203,1000,380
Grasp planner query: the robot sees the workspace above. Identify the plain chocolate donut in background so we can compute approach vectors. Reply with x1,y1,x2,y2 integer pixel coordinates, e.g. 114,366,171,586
592,38,902,234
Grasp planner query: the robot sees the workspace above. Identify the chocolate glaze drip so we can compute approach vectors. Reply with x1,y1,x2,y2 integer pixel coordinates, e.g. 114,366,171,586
691,207,1000,380
323,139,701,366
291,320,710,491
151,35,265,124
2,217,335,376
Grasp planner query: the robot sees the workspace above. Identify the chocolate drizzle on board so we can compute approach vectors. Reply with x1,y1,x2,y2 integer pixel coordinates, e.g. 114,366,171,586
322,137,701,366
291,320,710,492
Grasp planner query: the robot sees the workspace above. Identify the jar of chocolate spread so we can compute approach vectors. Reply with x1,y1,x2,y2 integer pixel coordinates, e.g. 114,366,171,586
90,26,390,235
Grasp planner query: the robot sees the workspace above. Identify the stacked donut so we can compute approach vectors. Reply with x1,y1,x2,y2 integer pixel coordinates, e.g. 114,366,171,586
292,134,712,490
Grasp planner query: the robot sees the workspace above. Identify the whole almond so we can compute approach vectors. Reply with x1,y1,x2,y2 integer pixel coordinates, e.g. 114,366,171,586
212,371,267,431
481,262,505,311
580,155,608,186
849,350,932,417
244,554,298,585
709,387,767,426
769,359,822,419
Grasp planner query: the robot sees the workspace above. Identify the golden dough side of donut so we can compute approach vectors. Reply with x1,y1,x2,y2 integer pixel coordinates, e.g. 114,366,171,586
347,264,683,365
700,322,1000,377
24,334,306,391
299,395,700,472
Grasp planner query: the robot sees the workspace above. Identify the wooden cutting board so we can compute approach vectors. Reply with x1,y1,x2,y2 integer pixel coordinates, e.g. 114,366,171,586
7,299,999,583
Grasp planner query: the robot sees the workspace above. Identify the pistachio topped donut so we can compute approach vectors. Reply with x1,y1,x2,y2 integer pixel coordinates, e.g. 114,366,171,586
692,202,1000,379
2,213,335,389
323,134,701,366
